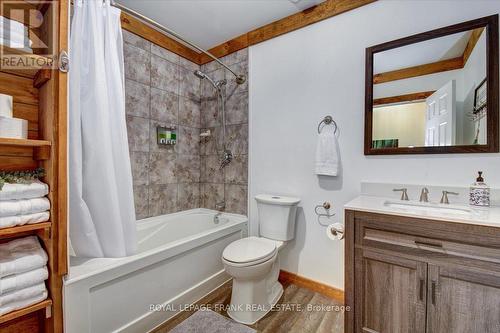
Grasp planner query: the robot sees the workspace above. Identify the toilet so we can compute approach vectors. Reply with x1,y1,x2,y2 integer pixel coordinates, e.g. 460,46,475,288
222,194,301,325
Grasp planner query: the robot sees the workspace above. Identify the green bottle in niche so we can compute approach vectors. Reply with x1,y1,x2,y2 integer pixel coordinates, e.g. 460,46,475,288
469,171,490,206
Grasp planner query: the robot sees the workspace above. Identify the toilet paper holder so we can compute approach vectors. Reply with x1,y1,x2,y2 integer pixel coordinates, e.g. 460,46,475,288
314,201,335,220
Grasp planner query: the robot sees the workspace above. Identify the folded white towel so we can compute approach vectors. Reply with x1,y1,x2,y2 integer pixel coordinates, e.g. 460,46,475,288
0,197,50,217
0,290,47,316
0,267,48,295
315,125,340,176
0,180,49,201
0,282,45,306
0,211,50,229
0,236,48,277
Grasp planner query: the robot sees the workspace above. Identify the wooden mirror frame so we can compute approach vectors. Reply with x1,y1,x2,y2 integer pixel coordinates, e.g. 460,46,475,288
365,15,499,155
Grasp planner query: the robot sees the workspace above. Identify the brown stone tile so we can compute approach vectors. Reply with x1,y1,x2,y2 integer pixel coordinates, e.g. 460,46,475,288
226,124,248,155
124,43,150,85
201,155,224,183
148,184,178,216
151,54,179,94
201,183,224,209
133,185,150,219
151,44,179,64
176,155,201,183
179,97,201,128
224,155,247,185
130,151,149,186
123,30,151,51
177,126,200,155
125,79,150,118
151,88,178,123
149,152,177,185
224,184,247,215
225,91,248,125
179,66,201,101
127,116,150,152
178,183,201,210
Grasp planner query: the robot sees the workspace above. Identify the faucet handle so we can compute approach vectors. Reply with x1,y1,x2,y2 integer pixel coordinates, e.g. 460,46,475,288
440,191,459,204
215,201,226,210
393,188,409,201
419,187,429,202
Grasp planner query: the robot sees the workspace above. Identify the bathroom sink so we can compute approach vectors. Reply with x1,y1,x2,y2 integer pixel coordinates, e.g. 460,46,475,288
383,200,473,216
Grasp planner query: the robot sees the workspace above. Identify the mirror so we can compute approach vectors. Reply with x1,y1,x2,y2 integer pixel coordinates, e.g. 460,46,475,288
365,15,499,155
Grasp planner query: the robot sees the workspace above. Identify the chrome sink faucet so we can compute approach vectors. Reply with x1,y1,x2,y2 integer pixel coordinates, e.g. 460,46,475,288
393,188,409,201
440,190,459,204
214,201,225,223
419,188,429,202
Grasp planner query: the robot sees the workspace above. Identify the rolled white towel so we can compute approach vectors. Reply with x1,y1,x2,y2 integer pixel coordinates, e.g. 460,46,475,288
0,282,45,306
0,290,47,316
0,236,48,277
0,267,48,295
0,180,49,201
0,197,50,217
0,211,50,229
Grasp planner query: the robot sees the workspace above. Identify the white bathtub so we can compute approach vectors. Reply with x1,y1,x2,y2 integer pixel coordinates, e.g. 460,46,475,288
64,209,247,333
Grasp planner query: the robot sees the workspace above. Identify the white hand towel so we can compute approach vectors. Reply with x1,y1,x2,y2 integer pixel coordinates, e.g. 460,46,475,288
0,211,50,229
0,282,45,306
315,125,339,176
0,180,49,201
0,197,50,217
0,290,47,316
0,267,48,295
0,236,48,277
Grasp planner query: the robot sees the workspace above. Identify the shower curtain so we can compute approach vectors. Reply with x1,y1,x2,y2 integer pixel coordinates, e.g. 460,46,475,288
69,0,137,257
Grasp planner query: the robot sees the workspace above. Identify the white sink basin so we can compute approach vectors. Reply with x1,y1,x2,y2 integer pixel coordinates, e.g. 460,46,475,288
383,200,473,216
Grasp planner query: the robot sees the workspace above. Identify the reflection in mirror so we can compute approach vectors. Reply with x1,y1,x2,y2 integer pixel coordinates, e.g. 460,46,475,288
372,28,486,148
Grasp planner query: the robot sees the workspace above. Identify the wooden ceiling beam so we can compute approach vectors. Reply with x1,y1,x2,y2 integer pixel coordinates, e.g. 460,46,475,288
373,91,435,106
120,12,200,64
373,57,464,84
463,27,485,65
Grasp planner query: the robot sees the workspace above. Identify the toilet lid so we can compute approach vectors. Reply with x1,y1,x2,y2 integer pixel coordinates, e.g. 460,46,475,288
223,237,277,264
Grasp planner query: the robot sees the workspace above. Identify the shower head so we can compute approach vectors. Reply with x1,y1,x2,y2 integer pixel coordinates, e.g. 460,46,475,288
193,70,207,79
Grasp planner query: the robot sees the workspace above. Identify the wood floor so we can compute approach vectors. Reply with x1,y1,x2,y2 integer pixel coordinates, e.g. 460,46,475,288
153,281,344,333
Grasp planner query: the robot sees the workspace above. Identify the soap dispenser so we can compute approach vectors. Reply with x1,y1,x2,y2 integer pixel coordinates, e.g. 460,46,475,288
470,171,490,206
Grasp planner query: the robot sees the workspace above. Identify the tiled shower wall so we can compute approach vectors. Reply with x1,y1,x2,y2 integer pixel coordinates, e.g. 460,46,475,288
199,50,249,215
123,29,248,218
123,30,202,219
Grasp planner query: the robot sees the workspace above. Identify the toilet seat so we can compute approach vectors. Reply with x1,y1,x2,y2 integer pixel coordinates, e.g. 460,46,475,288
223,237,277,266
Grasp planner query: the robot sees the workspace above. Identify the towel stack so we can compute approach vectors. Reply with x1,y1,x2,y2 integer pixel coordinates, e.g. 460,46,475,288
0,180,50,229
0,236,48,315
0,16,33,53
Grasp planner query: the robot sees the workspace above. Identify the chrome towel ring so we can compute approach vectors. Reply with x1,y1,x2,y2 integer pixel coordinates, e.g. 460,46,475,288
317,115,338,134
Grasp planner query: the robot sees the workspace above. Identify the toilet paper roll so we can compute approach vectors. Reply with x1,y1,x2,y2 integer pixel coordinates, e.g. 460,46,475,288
0,116,28,139
326,223,344,240
0,94,13,118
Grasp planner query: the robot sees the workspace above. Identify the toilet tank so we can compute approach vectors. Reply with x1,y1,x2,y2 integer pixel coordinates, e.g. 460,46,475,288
255,194,301,241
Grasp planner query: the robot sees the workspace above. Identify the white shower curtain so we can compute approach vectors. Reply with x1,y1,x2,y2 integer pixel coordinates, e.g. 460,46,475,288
69,0,137,257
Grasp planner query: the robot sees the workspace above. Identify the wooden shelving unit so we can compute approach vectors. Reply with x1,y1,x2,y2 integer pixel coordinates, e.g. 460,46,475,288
0,222,51,238
0,1,68,332
0,299,52,325
0,138,51,147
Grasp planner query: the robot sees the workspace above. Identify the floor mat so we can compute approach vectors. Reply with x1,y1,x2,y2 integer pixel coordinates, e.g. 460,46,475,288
170,309,256,333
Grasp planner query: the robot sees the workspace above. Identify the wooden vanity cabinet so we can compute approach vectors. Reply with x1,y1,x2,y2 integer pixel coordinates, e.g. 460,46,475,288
345,210,500,333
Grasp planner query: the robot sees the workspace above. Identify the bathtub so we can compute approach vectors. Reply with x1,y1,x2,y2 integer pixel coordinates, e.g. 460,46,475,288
64,209,247,333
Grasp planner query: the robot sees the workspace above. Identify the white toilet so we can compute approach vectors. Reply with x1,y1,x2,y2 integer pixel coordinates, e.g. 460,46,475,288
222,194,300,324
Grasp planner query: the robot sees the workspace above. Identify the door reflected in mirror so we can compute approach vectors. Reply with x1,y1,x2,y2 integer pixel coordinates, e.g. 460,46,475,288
365,15,498,155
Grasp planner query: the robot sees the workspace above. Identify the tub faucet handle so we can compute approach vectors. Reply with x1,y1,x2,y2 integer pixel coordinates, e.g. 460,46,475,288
419,188,429,202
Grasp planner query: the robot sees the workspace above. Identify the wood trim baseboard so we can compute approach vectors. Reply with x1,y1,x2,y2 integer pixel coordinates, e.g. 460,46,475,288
120,0,376,65
278,270,344,303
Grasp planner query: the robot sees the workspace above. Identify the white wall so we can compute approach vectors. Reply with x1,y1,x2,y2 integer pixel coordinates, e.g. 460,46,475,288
248,0,500,289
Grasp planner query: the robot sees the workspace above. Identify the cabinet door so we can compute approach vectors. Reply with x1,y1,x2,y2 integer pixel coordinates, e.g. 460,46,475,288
355,249,427,333
427,264,500,333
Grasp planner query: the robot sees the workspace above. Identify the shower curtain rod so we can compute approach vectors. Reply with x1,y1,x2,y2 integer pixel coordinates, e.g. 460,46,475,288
111,0,247,84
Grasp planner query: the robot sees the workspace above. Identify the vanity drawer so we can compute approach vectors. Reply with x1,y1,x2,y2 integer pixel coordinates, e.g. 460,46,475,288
361,227,500,264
